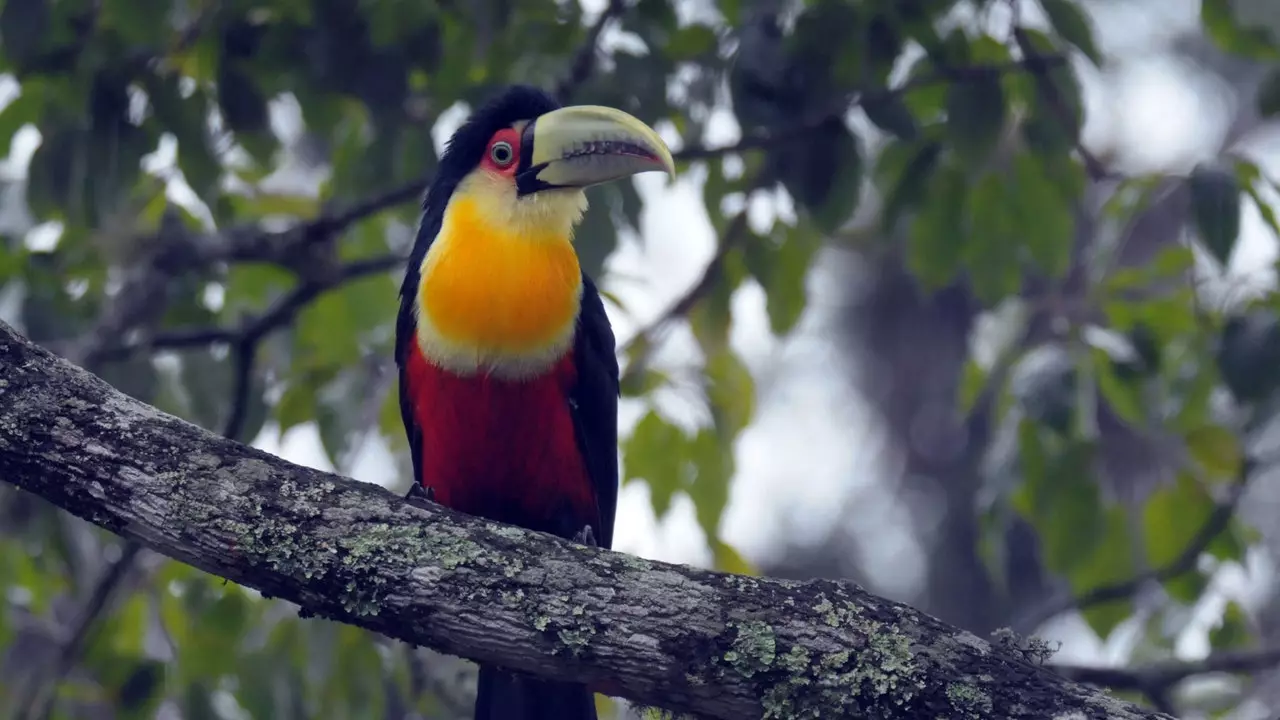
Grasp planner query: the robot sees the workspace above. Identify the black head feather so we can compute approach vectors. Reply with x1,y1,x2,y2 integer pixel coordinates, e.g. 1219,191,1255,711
421,85,561,220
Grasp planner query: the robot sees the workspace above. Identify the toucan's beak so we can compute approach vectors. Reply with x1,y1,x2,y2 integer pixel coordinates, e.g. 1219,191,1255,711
516,105,675,195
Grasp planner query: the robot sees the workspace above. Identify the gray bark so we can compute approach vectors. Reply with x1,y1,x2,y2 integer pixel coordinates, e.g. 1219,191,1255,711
0,319,1171,719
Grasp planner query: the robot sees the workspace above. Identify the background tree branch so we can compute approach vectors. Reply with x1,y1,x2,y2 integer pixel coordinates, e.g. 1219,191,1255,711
0,319,1174,720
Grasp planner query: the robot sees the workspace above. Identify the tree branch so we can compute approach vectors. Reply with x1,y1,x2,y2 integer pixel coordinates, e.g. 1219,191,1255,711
14,321,269,720
0,320,1176,719
183,183,424,268
93,253,404,360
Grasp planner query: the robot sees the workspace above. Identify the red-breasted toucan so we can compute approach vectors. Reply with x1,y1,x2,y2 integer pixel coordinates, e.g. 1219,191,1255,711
394,85,675,720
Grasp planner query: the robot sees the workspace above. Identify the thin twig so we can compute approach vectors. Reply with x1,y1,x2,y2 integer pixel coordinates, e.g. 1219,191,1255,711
221,183,426,265
617,208,751,386
1010,24,1114,181
554,0,628,104
93,253,404,360
221,336,262,444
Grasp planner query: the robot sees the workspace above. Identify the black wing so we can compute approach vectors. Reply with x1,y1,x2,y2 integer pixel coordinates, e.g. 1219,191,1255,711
570,273,620,550
395,201,444,492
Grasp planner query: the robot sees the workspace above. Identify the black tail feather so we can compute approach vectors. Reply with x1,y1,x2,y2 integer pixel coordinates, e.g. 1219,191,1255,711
474,664,598,720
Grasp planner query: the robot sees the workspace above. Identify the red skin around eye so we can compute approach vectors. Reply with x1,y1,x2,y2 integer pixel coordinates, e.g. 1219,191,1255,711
481,128,521,175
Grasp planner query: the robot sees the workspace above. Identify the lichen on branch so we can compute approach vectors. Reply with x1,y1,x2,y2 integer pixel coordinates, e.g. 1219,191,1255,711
0,320,1171,719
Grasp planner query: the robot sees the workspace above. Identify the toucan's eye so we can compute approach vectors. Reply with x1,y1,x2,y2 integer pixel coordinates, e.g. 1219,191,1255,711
489,141,515,167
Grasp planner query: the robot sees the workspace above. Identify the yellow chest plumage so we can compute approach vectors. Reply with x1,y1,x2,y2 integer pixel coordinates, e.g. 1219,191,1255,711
414,188,585,377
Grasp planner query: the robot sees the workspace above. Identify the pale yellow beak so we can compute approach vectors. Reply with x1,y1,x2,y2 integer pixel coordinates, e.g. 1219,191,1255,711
516,105,675,195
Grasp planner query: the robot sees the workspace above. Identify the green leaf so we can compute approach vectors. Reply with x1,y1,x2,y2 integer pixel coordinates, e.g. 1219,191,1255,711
777,120,863,234
1075,506,1137,638
622,410,689,520
1014,420,1049,502
223,263,296,315
878,139,941,231
619,366,670,398
1010,153,1074,278
714,541,759,576
688,248,743,354
1189,164,1242,267
668,24,718,60
1034,441,1104,574
907,161,967,290
704,347,755,436
1095,350,1145,426
945,68,1005,164
1243,173,1280,241
1127,323,1163,375
1040,0,1101,65
964,172,1022,304
900,60,947,122
0,87,44,156
745,220,821,335
230,193,322,222
1210,601,1252,650
99,0,172,47
1217,309,1280,402
1184,424,1243,480
958,359,987,415
184,589,251,677
1017,30,1085,149
276,380,320,436
1207,519,1249,563
687,427,732,545
1143,472,1216,603
294,276,393,369
577,184,623,280
1015,427,1135,637
1202,0,1280,60
182,682,221,720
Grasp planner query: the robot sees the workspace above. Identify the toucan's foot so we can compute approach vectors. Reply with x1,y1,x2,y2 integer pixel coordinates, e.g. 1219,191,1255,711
573,524,598,547
405,483,435,511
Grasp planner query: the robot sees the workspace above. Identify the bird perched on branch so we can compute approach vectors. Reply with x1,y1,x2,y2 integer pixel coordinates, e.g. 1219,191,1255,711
394,85,674,720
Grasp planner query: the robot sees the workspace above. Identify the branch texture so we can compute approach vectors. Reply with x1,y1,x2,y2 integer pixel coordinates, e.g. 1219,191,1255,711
0,320,1172,720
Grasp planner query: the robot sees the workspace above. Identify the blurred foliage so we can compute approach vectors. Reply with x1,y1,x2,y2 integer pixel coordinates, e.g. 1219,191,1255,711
1,0,1280,717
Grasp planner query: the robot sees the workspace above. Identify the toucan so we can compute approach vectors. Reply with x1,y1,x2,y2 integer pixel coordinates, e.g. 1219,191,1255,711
394,85,675,720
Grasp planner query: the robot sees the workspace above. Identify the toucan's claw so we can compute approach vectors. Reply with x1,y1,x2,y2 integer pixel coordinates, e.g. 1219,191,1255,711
405,483,435,510
573,524,597,547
